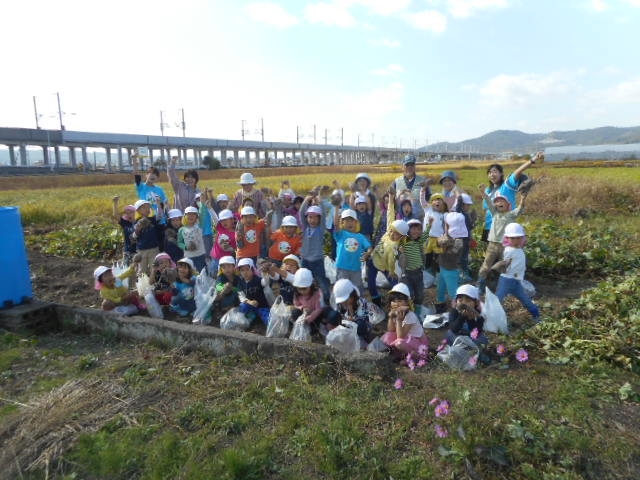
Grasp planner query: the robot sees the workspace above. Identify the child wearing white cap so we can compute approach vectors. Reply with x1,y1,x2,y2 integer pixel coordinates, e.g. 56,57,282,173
333,208,372,292
299,191,331,303
453,191,477,282
494,223,540,323
446,284,489,348
170,258,198,317
382,283,428,357
213,256,240,315
178,206,206,273
209,209,237,277
268,215,302,266
163,208,185,263
237,258,271,325
132,198,165,275
235,205,270,265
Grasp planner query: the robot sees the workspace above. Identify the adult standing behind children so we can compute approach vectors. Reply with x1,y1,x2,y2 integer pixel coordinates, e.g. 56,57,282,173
389,154,430,222
230,172,267,218
481,152,541,241
167,155,201,211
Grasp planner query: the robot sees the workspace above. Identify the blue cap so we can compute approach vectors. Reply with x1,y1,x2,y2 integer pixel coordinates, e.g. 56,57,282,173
439,170,457,184
403,154,416,165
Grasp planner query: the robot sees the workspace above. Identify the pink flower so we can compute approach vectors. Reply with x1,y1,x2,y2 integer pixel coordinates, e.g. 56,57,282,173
417,358,427,368
435,424,449,438
418,344,428,357
436,343,446,352
408,360,416,371
429,397,440,406
435,400,450,417
394,378,404,389
470,328,479,340
516,348,529,363
496,344,506,355
441,338,448,344
468,355,478,367
406,353,413,363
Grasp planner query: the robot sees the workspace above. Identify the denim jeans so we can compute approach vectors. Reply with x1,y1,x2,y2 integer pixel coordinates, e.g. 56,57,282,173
496,276,540,319
302,257,331,303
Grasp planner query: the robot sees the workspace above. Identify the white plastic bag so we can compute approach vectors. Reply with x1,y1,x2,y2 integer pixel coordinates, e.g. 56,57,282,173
264,283,276,307
144,292,164,319
113,304,138,316
367,336,389,353
324,256,337,284
289,315,311,342
195,267,214,298
326,320,360,353
266,296,291,338
193,286,217,325
423,270,435,288
112,260,129,289
220,307,250,331
423,312,450,329
521,279,536,298
136,273,153,296
367,302,386,325
483,288,509,334
437,335,479,370
376,271,391,289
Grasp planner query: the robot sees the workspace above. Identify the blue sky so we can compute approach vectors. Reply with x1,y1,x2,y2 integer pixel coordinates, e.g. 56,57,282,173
1,0,639,147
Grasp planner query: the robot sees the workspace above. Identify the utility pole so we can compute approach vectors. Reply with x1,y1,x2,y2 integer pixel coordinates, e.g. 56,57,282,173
33,96,40,129
160,111,165,136
341,127,343,146
296,125,299,144
324,128,328,145
180,108,186,137
260,117,264,142
242,120,246,141
56,92,64,130
313,124,316,144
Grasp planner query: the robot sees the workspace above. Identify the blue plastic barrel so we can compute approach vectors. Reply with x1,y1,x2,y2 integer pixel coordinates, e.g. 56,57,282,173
0,206,33,308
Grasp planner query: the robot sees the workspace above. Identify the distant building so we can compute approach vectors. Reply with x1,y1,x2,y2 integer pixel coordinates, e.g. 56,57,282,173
544,143,640,162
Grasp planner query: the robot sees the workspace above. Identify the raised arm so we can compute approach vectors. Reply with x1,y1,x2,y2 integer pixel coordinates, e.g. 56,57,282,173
512,152,542,180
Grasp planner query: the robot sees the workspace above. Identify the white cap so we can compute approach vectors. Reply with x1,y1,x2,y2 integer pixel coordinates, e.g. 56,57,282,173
237,258,254,269
355,172,371,184
239,172,256,185
240,206,255,216
504,222,525,237
293,268,313,288
282,254,301,267
218,209,234,221
219,255,235,266
333,278,357,304
340,209,358,220
456,284,479,300
306,205,322,216
177,257,196,270
184,206,199,215
461,193,474,205
281,215,298,227
331,189,343,197
134,199,151,210
391,219,409,236
93,265,111,280
194,192,202,199
168,209,182,219
216,193,229,202
355,195,367,205
407,219,422,227
390,282,411,298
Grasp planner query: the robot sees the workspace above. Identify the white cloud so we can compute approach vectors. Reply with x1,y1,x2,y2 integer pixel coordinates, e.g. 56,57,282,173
370,64,405,76
590,0,609,11
622,0,640,6
351,0,412,16
403,10,447,33
479,72,574,107
601,77,640,103
341,82,405,130
245,2,299,28
304,2,356,27
447,0,509,19
370,37,402,48
602,65,622,75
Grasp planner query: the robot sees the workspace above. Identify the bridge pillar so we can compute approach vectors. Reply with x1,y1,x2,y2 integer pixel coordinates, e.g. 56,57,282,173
221,149,227,168
69,146,77,167
42,146,49,165
105,147,112,172
53,146,61,168
8,145,16,166
233,150,238,168
82,146,89,171
19,145,27,166
117,146,124,170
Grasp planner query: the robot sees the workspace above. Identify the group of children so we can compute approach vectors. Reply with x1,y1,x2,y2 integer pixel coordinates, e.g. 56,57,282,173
93,154,542,359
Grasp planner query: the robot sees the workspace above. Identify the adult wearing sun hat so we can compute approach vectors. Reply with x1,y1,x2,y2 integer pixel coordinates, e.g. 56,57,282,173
389,154,430,222
230,172,267,218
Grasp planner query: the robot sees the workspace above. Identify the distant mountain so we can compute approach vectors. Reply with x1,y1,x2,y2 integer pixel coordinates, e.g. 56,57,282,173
423,126,640,154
